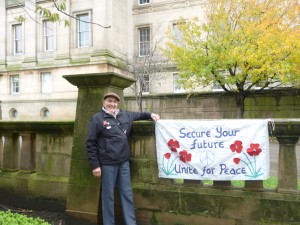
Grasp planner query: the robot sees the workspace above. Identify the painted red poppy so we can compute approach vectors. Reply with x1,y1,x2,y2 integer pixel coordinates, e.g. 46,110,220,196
247,143,262,156
230,140,243,153
168,139,180,152
164,153,171,159
179,150,192,163
233,157,240,164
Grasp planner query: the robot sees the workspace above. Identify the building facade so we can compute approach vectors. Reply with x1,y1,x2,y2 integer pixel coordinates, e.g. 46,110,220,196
0,0,205,120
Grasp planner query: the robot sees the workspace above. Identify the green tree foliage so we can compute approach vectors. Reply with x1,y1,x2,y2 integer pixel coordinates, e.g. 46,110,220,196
36,0,69,26
164,0,300,118
13,0,69,26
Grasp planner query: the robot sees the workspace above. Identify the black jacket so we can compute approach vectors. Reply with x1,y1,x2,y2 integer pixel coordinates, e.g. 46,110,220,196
86,109,152,169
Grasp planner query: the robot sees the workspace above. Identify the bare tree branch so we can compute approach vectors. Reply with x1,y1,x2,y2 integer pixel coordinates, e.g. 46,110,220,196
124,39,169,112
52,0,111,28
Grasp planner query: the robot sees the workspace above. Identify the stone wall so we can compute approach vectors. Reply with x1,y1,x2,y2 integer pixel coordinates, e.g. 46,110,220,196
1,85,300,225
0,119,299,225
125,88,300,119
0,122,73,212
128,121,300,225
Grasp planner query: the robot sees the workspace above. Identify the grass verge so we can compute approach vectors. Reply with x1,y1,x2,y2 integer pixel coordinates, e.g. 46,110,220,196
202,176,300,189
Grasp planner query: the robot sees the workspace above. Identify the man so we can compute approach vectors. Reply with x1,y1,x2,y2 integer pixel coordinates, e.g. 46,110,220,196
86,92,160,225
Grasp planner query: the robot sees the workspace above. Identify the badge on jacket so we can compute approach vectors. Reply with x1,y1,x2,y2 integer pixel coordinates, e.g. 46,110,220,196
103,120,111,129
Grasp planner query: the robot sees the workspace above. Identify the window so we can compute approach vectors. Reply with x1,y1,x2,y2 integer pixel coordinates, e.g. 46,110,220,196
10,75,20,94
138,27,150,56
13,24,23,54
43,20,54,51
40,107,50,119
212,71,226,91
173,73,185,93
77,13,90,47
41,72,52,93
212,81,223,91
9,108,18,119
11,75,19,94
139,0,150,4
173,22,184,42
142,74,150,94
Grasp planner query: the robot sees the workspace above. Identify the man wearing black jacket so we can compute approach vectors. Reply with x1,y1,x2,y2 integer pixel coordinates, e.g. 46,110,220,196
86,92,160,225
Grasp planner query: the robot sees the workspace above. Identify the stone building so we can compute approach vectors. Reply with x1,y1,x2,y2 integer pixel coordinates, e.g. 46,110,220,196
0,0,205,121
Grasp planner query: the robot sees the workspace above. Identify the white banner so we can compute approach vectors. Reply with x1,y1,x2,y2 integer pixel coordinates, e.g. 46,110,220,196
155,119,270,180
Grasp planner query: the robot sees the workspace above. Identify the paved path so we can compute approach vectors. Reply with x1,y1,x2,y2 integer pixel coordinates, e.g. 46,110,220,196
269,141,300,177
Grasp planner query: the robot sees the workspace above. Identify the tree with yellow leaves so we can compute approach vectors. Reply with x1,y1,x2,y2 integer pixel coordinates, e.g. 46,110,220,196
165,0,300,118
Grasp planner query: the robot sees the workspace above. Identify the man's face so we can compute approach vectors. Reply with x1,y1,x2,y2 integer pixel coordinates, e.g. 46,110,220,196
103,97,119,113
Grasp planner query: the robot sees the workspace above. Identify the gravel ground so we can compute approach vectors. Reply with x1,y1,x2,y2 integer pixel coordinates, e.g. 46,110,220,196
0,204,66,225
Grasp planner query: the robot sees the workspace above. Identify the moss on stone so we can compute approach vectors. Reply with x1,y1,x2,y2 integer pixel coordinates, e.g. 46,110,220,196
36,62,54,67
6,64,22,71
68,159,93,186
70,58,90,64
150,213,159,225
260,199,300,223
131,159,158,184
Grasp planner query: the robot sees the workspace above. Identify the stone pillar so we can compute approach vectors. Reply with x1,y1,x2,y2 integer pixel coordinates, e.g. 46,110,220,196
23,0,37,67
19,133,36,171
183,180,203,187
0,3,6,70
55,0,70,64
2,133,20,170
0,100,2,119
0,133,3,168
63,72,135,225
213,181,232,189
244,180,264,191
276,136,299,193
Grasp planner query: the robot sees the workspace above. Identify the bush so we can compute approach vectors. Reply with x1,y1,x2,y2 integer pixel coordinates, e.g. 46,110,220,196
0,210,50,225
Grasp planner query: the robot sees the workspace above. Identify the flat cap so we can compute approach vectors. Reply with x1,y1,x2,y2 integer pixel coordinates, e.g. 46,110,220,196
104,92,120,101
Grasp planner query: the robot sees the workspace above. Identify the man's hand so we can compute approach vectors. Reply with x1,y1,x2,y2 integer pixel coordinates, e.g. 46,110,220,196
93,167,101,177
151,113,160,121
